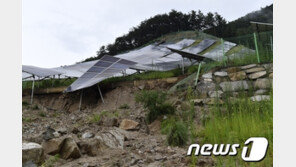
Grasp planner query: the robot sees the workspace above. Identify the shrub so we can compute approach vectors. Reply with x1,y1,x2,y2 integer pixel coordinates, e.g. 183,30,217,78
167,120,188,146
135,90,175,123
119,104,130,109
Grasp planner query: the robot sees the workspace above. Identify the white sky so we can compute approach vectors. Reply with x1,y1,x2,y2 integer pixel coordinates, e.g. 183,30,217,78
23,0,273,68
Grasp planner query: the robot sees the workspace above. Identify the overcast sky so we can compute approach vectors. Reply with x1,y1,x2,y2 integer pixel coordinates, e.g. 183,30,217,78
23,0,273,68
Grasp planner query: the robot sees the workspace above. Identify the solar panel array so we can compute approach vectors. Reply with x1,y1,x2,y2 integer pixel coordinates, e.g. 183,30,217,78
65,55,136,92
179,39,216,54
203,41,236,61
22,65,63,78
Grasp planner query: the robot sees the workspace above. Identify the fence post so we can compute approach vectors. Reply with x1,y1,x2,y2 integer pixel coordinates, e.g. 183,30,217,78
221,38,226,66
194,63,202,87
253,32,260,63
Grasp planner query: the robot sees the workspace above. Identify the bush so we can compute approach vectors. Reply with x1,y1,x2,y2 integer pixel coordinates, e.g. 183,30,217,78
119,104,130,109
135,90,175,123
167,120,188,146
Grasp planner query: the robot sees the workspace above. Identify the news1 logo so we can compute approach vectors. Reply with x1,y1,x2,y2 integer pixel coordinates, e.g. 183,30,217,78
187,137,268,162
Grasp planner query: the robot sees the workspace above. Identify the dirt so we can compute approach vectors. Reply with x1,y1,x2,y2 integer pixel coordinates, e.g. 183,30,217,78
22,78,214,167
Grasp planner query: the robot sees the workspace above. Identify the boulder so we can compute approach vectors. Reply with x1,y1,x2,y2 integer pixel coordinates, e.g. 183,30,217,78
245,67,265,73
226,67,240,73
42,127,55,141
82,132,94,139
119,119,139,131
248,71,267,80
57,127,67,135
254,78,272,89
208,90,223,98
196,81,216,94
254,89,268,95
23,161,37,167
60,137,81,159
41,137,65,155
202,73,212,79
95,128,126,149
214,71,228,77
240,64,257,70
220,81,250,92
22,142,44,165
78,138,105,156
250,95,270,102
228,71,246,81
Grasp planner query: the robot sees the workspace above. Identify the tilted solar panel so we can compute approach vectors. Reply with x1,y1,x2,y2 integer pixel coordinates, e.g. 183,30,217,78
22,65,63,78
182,39,216,54
65,55,136,92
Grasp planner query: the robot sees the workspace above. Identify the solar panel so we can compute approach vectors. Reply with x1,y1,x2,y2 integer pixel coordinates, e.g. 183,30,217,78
65,55,136,92
203,41,236,61
182,39,216,54
22,65,63,78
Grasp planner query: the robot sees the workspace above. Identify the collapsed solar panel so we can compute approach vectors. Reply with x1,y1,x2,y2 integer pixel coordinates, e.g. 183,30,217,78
53,60,98,78
182,39,216,54
22,65,63,79
115,39,196,66
65,55,136,92
203,41,236,61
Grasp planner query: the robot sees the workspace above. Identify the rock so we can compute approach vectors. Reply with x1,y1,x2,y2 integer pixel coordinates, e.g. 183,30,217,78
196,81,216,94
206,98,224,105
57,127,67,135
42,127,55,141
41,137,65,155
53,131,61,138
191,99,208,106
23,161,37,167
72,127,79,134
180,101,191,110
119,119,140,131
228,71,246,81
255,89,268,95
104,117,119,127
82,132,94,139
248,71,266,80
263,63,273,70
95,128,126,149
78,138,105,156
245,67,265,73
220,81,250,92
204,78,212,82
138,85,145,90
208,90,223,98
60,137,81,159
147,162,162,167
214,71,228,77
250,95,270,102
202,72,212,79
226,67,240,73
22,142,44,165
269,73,273,78
240,64,257,70
165,77,178,83
254,78,272,89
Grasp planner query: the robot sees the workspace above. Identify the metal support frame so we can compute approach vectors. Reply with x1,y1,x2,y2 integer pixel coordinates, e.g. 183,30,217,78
181,57,185,74
30,76,35,104
97,85,105,104
194,63,202,88
79,90,83,111
253,32,260,63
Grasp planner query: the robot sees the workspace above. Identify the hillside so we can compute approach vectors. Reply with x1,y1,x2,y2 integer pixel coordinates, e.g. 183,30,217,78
205,4,273,38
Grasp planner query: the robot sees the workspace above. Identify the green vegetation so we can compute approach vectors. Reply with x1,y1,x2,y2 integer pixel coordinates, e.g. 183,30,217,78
22,117,32,123
38,111,46,117
22,101,29,106
135,90,175,123
22,78,76,90
189,90,273,166
88,110,118,124
119,103,130,109
41,154,60,167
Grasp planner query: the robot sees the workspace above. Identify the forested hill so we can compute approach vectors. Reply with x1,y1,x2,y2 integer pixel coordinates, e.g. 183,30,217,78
205,4,273,38
84,10,227,62
84,4,273,62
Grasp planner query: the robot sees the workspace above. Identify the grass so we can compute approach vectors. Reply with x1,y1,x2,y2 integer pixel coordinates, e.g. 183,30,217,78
88,110,118,124
41,154,60,167
22,117,32,123
135,90,175,123
119,103,130,109
22,78,76,90
192,90,273,167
